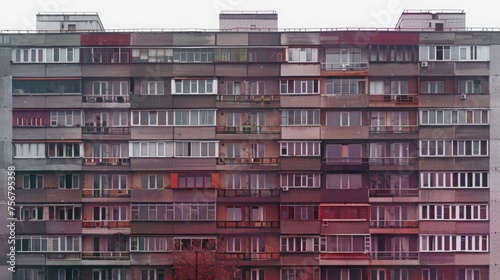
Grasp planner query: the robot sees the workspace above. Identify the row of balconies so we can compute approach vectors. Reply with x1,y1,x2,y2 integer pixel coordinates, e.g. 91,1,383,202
12,92,490,109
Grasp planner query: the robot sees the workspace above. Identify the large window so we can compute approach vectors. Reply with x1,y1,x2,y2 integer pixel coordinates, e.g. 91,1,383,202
141,80,164,95
130,236,172,252
16,236,81,252
419,45,489,61
280,141,320,156
14,269,45,280
325,48,363,69
281,236,320,252
173,79,216,94
214,48,247,62
58,174,80,189
130,142,173,157
326,111,362,126
282,269,320,280
280,173,321,188
280,79,320,95
281,204,319,220
22,174,44,189
173,48,213,62
325,78,366,95
370,111,409,132
141,174,164,189
281,110,320,126
420,140,488,156
14,143,45,158
178,173,212,188
226,206,242,221
320,206,369,220
50,111,82,127
287,48,318,62
420,109,489,125
325,174,362,189
131,203,216,221
420,235,488,252
131,48,173,63
321,235,367,253
420,172,488,188
421,81,445,94
12,47,80,63
370,45,417,62
225,80,266,95
13,79,81,94
420,204,488,220
140,269,166,280
48,143,81,158
325,144,362,164
458,79,483,94
174,141,218,157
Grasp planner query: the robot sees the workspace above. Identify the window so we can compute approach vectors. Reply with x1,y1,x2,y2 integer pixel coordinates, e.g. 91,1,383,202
391,80,409,94
370,45,417,62
370,111,410,132
130,142,173,157
280,141,320,156
281,236,320,252
13,79,81,94
48,143,81,158
281,110,320,126
13,111,45,127
280,173,320,188
214,48,247,62
325,48,363,69
14,143,45,158
57,268,81,280
18,206,44,220
12,47,79,63
326,111,362,126
22,174,43,189
281,204,319,220
420,109,489,125
282,269,320,280
173,48,212,62
53,173,78,190
131,48,173,63
459,269,481,280
131,203,216,221
16,236,80,252
178,173,212,188
174,110,216,126
227,237,241,252
111,174,127,190
287,48,318,62
49,205,81,221
420,140,488,156
321,206,369,220
141,174,164,189
370,81,385,95
321,235,367,252
326,78,366,95
458,79,482,94
420,172,488,188
280,79,320,94
50,111,81,126
14,269,45,280
140,269,166,280
325,174,362,189
419,235,488,252
227,207,242,221
141,80,164,95
325,144,362,164
174,141,218,157
420,204,488,220
130,236,172,251
421,81,445,94
173,79,216,94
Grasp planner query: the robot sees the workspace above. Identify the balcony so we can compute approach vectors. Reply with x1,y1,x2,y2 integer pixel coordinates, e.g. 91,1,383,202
83,157,130,166
216,94,280,108
217,220,280,229
82,126,131,140
369,188,418,197
216,189,280,203
217,157,280,171
82,251,130,260
321,62,369,71
369,220,419,234
82,95,130,109
369,94,419,107
368,157,418,171
322,158,369,171
216,126,280,140
82,220,130,228
371,251,419,260
218,252,280,262
369,126,418,140
82,189,130,202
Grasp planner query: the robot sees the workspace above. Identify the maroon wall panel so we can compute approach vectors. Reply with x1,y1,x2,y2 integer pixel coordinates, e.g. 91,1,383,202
81,33,131,46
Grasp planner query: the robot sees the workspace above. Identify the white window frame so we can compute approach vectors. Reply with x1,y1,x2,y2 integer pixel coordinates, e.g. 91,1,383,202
58,174,80,189
280,173,321,188
280,141,321,156
325,174,363,189
287,48,318,62
326,111,362,126
419,235,488,252
420,172,488,188
141,174,164,189
130,236,172,252
174,141,218,157
23,174,44,189
419,204,488,220
172,79,217,95
281,236,320,252
280,79,320,95
14,143,45,158
141,80,164,95
281,110,320,126
130,141,173,157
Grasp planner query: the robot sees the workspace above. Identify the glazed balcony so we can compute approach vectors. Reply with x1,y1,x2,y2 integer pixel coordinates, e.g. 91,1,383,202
216,126,280,140
216,94,280,108
369,94,419,107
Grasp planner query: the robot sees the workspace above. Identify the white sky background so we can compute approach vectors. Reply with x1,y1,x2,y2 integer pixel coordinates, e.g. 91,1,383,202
0,0,498,30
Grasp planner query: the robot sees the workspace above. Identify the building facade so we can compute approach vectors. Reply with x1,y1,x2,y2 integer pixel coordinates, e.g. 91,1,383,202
0,10,497,280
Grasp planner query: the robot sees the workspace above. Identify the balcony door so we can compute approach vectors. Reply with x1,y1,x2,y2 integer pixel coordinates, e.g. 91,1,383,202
390,143,409,165
250,237,266,260
93,144,109,160
93,176,109,197
251,143,265,162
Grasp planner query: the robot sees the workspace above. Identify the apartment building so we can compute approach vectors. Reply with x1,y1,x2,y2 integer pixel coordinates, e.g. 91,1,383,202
0,9,497,280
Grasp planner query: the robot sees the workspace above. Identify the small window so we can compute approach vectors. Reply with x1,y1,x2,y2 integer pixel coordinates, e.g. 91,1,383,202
68,24,77,31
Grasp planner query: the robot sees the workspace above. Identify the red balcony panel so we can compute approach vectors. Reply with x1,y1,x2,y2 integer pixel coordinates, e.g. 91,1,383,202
81,33,131,46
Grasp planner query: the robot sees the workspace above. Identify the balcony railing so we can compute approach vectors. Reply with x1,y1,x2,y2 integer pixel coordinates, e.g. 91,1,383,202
82,189,131,198
368,157,417,166
321,62,369,71
371,251,419,260
83,157,130,166
82,126,131,135
216,94,279,103
218,157,280,165
369,188,418,197
217,220,280,228
370,220,419,228
217,252,280,261
217,188,280,197
368,94,419,105
369,125,418,133
216,126,280,134
82,251,130,260
82,220,130,228
82,95,130,103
